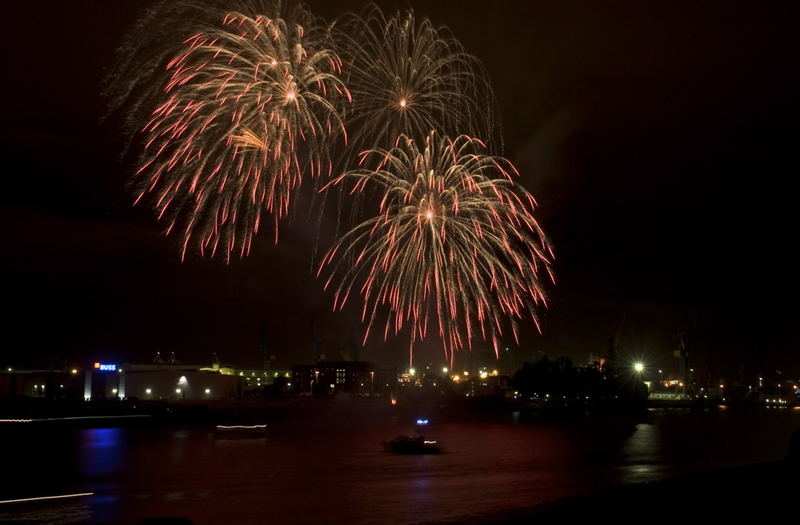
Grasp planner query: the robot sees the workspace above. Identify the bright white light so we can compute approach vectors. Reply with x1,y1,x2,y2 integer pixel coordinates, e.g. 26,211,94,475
71,369,77,374
399,98,407,108
286,91,296,101
178,376,188,386
409,368,416,376
145,388,152,394
204,388,211,394
442,367,449,374
634,362,645,373
112,389,118,394
175,388,181,394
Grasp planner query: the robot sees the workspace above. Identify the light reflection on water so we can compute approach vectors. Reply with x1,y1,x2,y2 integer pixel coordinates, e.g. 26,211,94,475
79,428,125,477
0,407,796,524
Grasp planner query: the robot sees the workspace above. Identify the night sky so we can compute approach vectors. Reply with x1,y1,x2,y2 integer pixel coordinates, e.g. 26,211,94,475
1,0,797,378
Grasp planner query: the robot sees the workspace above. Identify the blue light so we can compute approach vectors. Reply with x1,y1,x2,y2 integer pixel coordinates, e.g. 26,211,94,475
416,419,429,425
97,364,116,372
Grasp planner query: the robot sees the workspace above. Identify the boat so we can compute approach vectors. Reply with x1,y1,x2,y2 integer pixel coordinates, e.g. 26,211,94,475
214,424,267,438
383,434,442,454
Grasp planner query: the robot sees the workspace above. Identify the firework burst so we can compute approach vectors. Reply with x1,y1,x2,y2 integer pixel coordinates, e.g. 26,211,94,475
319,132,554,364
331,5,500,163
113,1,349,261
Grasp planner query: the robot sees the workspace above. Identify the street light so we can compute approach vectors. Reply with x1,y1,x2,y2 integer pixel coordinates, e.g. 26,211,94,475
634,362,645,373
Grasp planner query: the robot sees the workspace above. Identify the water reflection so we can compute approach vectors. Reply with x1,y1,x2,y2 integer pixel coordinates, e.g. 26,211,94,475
79,428,125,477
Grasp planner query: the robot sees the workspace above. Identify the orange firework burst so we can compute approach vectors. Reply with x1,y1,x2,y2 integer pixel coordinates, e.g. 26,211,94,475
319,132,554,364
124,1,350,261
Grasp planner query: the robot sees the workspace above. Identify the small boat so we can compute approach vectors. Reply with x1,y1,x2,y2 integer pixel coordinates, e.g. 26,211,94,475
215,424,267,437
383,434,441,454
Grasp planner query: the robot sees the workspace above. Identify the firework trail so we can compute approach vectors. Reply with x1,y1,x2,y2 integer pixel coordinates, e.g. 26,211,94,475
318,132,554,365
331,4,501,164
108,1,350,261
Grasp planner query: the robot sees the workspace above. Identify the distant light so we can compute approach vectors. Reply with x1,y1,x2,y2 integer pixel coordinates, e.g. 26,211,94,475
442,367,449,374
175,388,181,394
6,367,11,372
409,368,416,376
178,376,188,386
463,371,469,376
204,388,211,394
71,369,77,375
145,388,152,394
634,362,644,373
329,383,335,388
286,383,291,387
416,419,429,425
112,389,118,394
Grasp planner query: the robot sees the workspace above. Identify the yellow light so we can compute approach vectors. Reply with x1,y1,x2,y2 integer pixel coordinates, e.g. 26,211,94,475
452,375,460,382
442,367,449,374
634,362,644,373
286,91,296,101
399,98,407,108
204,388,211,394
463,371,469,376
145,388,152,394
409,368,416,376
425,210,434,220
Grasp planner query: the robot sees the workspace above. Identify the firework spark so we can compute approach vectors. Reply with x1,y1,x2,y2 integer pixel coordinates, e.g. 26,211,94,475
114,1,349,261
319,132,554,364
331,5,501,163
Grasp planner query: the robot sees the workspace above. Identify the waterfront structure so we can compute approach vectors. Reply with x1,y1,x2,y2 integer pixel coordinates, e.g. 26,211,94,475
292,361,394,395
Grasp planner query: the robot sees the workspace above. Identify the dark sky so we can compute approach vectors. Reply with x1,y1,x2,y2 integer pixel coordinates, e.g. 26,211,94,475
1,0,797,379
